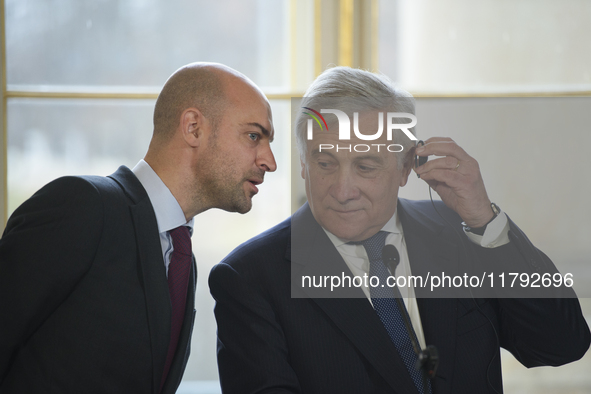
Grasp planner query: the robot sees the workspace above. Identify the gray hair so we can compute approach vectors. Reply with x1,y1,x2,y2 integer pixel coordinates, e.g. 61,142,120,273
295,66,416,169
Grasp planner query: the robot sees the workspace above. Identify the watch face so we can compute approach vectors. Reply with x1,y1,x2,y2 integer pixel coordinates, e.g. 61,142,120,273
491,203,501,216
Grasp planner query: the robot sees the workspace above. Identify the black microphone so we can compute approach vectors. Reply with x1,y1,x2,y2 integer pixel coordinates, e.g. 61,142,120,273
380,244,439,393
381,245,418,352
382,244,400,275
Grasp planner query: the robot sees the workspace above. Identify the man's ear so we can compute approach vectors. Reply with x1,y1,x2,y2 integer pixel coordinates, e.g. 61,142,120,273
400,166,411,187
180,107,208,147
300,157,307,180
399,154,413,187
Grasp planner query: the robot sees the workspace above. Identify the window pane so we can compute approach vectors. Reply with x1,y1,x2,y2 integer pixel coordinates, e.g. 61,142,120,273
378,0,591,92
7,98,155,212
6,0,290,91
7,98,291,383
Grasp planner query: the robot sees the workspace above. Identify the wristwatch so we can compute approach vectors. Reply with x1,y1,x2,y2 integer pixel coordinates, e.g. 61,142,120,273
463,202,501,236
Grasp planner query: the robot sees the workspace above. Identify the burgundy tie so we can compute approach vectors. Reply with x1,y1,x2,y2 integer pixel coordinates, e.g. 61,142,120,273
160,225,192,391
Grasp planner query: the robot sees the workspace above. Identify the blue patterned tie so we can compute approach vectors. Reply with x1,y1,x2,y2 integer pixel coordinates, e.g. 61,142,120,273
357,231,430,394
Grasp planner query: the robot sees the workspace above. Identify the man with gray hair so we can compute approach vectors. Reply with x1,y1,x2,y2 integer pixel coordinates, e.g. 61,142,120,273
209,66,589,394
0,62,276,393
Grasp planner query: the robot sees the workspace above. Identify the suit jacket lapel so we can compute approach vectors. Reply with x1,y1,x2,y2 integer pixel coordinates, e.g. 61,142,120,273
290,204,420,394
109,166,171,394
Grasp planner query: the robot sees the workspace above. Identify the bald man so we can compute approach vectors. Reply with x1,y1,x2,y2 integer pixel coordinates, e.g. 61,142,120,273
0,63,276,394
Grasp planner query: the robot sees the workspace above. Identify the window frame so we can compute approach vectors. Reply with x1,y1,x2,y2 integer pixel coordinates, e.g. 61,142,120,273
3,0,591,227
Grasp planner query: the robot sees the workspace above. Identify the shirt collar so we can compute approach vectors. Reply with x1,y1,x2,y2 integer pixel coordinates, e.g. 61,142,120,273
132,159,194,234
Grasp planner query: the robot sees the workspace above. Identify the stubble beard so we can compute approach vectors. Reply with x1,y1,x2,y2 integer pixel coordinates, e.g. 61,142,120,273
200,139,254,214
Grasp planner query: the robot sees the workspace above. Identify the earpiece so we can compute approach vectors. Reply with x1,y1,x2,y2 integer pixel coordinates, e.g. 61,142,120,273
415,140,428,168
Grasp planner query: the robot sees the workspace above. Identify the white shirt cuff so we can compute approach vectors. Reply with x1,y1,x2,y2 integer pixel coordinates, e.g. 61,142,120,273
464,212,510,248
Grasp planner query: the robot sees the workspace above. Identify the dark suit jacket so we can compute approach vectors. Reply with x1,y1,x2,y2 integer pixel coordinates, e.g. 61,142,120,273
209,200,590,394
0,166,196,394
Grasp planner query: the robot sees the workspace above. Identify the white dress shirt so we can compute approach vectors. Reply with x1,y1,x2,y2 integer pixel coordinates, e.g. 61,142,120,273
324,206,509,349
132,160,194,277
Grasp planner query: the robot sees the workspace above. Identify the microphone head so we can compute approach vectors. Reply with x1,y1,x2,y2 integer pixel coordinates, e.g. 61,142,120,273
382,244,400,272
